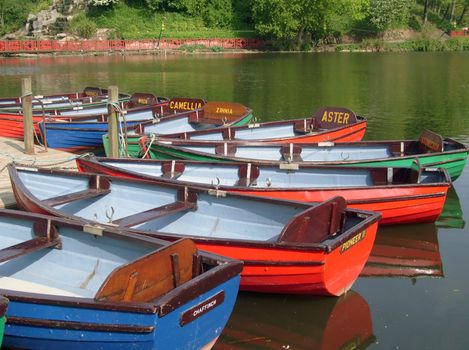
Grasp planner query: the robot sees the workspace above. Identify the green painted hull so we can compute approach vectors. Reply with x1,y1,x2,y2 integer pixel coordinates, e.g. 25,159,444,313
149,145,468,181
103,134,143,158
0,315,5,348
103,112,254,158
339,152,467,181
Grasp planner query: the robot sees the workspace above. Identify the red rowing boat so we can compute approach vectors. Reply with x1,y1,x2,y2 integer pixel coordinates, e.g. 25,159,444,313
76,157,451,225
139,106,367,144
9,165,380,296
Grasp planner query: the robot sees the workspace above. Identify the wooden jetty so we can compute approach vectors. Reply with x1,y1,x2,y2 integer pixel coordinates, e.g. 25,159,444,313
0,137,77,208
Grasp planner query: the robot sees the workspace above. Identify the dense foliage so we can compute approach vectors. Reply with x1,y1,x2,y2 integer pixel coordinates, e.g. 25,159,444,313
1,0,469,50
0,0,52,36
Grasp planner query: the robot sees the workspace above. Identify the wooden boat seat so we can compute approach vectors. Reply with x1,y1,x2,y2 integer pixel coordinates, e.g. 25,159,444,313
278,196,346,244
113,201,197,227
236,163,260,186
43,188,111,206
95,239,197,302
293,118,319,134
43,175,111,207
280,143,303,162
389,141,409,156
222,128,235,139
0,220,61,263
113,189,198,228
215,143,237,157
161,161,185,179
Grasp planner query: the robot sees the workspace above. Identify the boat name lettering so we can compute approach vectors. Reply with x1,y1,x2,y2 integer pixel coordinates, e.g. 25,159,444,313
340,231,366,253
216,107,233,114
321,111,350,124
180,291,225,326
169,101,202,110
419,132,442,152
193,300,217,317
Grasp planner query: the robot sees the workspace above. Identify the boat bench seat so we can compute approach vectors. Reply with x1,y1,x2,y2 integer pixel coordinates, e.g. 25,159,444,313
43,188,111,207
43,175,112,207
113,201,197,228
0,221,61,263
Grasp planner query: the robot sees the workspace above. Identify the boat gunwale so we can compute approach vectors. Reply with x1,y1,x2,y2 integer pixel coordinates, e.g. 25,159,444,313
9,165,381,253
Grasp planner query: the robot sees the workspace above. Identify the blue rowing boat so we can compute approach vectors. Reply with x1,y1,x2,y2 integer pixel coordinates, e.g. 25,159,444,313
0,209,242,349
40,101,252,151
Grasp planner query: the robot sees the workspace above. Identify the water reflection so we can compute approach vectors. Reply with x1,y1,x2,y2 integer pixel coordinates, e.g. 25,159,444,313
215,291,374,350
436,186,465,229
361,224,443,279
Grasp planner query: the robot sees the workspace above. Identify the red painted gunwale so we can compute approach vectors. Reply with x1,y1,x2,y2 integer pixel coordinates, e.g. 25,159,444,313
9,165,380,296
76,158,450,225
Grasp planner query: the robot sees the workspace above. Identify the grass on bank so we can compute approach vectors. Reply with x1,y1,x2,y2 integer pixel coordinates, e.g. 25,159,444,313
336,37,469,52
87,2,255,39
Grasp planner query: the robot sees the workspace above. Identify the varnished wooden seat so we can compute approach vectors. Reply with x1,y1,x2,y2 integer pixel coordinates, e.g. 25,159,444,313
43,175,111,206
43,188,111,206
113,201,197,228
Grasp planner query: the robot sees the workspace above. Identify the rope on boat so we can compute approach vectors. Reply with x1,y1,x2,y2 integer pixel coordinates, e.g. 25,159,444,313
0,152,93,170
141,134,157,159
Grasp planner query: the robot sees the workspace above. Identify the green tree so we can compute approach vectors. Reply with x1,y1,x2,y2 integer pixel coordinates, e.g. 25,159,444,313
252,0,370,49
368,0,412,32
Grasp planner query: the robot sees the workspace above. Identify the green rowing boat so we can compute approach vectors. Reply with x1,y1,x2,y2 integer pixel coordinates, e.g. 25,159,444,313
140,130,468,181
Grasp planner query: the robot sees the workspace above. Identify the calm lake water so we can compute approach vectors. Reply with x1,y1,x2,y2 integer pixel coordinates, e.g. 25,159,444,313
0,52,468,349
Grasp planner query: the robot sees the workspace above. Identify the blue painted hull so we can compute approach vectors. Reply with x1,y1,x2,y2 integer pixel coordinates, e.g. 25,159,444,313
4,276,240,350
39,121,141,150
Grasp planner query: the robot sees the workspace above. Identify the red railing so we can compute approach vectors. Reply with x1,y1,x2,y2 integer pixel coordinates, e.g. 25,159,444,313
0,38,263,54
450,29,469,37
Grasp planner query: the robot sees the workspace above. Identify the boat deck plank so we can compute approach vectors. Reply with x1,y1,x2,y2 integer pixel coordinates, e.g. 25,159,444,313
0,137,77,208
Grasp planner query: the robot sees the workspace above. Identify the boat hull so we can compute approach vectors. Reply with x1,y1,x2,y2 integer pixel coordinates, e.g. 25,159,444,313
233,187,448,225
3,276,239,350
195,222,377,296
39,122,141,151
0,114,43,139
